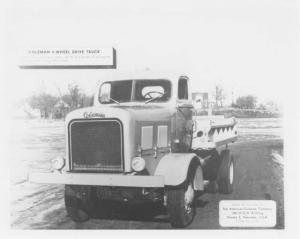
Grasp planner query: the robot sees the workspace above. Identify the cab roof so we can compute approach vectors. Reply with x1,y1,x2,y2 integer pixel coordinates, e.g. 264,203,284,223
103,70,190,83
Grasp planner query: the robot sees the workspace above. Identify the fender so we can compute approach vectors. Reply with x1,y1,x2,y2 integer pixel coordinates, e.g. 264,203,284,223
154,153,204,190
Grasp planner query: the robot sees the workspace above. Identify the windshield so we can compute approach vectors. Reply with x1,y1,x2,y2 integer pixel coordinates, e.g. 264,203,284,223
99,79,171,104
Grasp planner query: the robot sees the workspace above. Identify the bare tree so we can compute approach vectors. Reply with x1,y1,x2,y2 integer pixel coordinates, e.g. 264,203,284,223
62,84,82,110
29,94,58,118
62,84,94,110
235,95,257,109
28,84,94,119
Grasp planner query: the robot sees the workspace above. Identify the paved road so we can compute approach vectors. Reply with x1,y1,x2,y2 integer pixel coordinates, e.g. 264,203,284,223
11,138,284,229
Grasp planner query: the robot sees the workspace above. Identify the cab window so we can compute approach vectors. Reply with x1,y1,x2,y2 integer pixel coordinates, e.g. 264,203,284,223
99,80,132,104
178,78,188,100
134,79,171,102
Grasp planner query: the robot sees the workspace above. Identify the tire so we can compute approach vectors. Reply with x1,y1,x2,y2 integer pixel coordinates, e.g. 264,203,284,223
95,199,114,219
64,185,97,222
166,160,199,228
217,150,234,194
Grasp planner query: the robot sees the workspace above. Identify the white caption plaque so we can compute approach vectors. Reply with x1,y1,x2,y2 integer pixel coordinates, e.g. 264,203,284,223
219,200,276,227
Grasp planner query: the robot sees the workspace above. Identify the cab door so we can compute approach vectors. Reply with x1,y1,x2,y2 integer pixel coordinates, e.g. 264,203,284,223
175,77,194,152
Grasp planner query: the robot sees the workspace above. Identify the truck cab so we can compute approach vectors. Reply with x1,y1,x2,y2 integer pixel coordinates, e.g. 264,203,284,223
29,72,237,228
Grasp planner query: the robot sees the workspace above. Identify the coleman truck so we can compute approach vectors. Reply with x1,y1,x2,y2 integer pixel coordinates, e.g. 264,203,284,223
29,72,238,228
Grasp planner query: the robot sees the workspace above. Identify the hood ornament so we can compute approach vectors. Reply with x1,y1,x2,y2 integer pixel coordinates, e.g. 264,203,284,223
83,112,105,118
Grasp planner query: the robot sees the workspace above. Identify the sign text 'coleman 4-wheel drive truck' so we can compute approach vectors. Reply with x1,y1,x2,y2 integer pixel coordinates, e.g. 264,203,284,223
29,73,238,228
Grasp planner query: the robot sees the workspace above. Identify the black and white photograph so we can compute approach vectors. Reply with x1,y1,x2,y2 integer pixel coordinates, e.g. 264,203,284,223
1,0,299,234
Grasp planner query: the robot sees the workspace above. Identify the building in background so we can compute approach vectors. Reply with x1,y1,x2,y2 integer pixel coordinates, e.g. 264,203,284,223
192,92,209,109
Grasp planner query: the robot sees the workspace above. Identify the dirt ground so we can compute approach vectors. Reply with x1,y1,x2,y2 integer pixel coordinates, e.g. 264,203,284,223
10,119,284,229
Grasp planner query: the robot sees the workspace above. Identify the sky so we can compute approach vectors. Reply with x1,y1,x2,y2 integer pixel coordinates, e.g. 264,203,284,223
3,0,298,106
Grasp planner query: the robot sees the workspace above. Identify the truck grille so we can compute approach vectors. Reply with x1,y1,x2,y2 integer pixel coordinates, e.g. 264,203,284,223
68,119,123,172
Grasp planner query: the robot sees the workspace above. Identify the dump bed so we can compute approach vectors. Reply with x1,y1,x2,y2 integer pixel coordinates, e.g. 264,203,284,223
192,115,238,150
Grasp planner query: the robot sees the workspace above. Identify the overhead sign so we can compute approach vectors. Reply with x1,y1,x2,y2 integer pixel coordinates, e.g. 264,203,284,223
19,47,116,69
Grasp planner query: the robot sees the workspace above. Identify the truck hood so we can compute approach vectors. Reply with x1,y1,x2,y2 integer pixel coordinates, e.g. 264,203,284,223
65,104,176,173
65,104,175,123
110,104,175,121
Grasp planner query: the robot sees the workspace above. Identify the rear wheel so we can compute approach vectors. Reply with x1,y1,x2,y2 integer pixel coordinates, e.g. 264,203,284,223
166,161,199,228
194,149,220,181
65,185,97,222
217,150,234,194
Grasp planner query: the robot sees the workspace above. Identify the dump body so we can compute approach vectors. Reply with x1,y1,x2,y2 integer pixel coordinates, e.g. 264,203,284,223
192,115,237,150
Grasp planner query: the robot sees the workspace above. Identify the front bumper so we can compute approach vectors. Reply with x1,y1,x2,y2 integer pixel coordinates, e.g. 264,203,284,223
28,172,165,188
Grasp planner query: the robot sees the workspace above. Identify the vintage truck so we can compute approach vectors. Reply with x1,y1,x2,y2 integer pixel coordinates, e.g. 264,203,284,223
29,72,238,228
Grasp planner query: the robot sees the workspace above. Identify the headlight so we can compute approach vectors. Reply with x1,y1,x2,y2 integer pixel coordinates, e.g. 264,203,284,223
51,156,65,171
131,156,146,172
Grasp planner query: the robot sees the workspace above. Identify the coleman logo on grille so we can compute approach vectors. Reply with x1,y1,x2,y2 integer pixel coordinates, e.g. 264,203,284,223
83,112,105,118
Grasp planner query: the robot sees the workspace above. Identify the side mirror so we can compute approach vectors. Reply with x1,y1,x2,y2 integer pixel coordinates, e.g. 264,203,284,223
99,83,111,103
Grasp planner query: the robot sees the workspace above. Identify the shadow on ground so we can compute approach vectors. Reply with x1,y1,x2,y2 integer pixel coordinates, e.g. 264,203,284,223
84,196,210,224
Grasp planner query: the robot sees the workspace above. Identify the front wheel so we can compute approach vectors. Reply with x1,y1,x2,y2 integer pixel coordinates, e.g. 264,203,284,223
166,161,199,228
65,185,96,222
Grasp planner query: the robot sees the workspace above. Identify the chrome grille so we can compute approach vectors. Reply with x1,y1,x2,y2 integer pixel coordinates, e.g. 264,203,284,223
69,119,123,172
